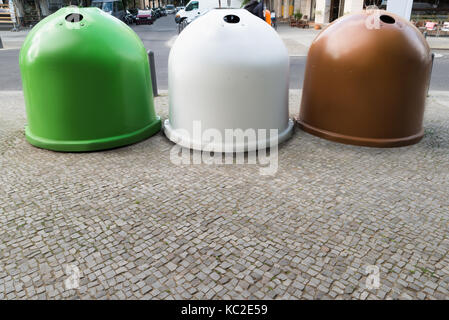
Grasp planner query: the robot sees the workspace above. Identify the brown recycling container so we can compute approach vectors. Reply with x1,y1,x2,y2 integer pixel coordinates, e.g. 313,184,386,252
298,10,432,147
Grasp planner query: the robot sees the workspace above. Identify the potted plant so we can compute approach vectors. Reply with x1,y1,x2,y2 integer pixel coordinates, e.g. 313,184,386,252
294,11,303,21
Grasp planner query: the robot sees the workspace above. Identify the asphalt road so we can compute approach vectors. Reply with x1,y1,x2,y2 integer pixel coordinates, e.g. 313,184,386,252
1,15,449,91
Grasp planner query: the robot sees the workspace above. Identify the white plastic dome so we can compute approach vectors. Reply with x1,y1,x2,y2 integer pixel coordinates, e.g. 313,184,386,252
164,8,293,152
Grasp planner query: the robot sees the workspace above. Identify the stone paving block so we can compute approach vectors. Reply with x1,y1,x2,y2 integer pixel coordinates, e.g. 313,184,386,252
0,91,448,299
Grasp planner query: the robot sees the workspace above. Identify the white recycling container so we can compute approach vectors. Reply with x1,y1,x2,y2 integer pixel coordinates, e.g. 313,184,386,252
164,8,293,152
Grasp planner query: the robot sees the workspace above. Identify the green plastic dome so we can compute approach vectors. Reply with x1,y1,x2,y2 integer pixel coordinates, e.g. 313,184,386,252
19,7,161,152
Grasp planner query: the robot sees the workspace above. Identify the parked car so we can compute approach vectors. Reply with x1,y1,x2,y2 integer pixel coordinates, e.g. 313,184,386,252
153,7,161,18
177,10,204,33
136,9,153,25
160,7,167,16
166,4,176,14
91,0,126,21
176,0,242,26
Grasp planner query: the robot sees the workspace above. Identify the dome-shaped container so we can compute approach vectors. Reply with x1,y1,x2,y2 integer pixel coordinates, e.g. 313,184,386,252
298,10,432,147
164,9,293,152
20,7,161,152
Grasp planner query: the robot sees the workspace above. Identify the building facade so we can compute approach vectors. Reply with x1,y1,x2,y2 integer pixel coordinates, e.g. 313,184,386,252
4,0,92,26
273,0,365,23
3,0,147,26
140,0,173,8
3,0,448,27
274,0,449,24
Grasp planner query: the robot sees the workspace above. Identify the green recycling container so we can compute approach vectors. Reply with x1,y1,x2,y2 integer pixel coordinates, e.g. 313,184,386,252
19,7,161,152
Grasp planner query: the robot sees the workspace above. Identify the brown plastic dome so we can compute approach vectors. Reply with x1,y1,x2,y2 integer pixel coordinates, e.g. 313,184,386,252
298,10,432,147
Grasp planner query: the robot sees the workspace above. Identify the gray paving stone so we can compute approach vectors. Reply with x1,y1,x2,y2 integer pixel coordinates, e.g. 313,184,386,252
0,91,448,300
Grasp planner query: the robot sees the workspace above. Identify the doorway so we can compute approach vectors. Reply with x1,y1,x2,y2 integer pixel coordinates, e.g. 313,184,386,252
330,0,345,22
310,0,316,21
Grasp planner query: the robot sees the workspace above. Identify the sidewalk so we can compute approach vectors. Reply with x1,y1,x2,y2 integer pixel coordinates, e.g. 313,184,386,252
426,36,449,50
0,89,448,299
276,24,320,56
0,30,27,50
276,23,449,56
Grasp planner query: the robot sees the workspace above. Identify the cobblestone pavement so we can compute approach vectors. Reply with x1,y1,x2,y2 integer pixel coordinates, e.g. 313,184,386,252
0,90,448,300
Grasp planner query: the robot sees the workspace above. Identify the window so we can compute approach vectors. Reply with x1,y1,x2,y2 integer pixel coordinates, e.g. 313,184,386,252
103,2,113,12
116,1,124,11
409,0,449,21
185,1,199,12
92,2,103,9
48,0,64,12
92,2,115,12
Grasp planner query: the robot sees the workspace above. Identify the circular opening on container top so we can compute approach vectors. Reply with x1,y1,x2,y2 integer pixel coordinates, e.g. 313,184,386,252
380,15,395,24
223,15,240,24
65,13,84,23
